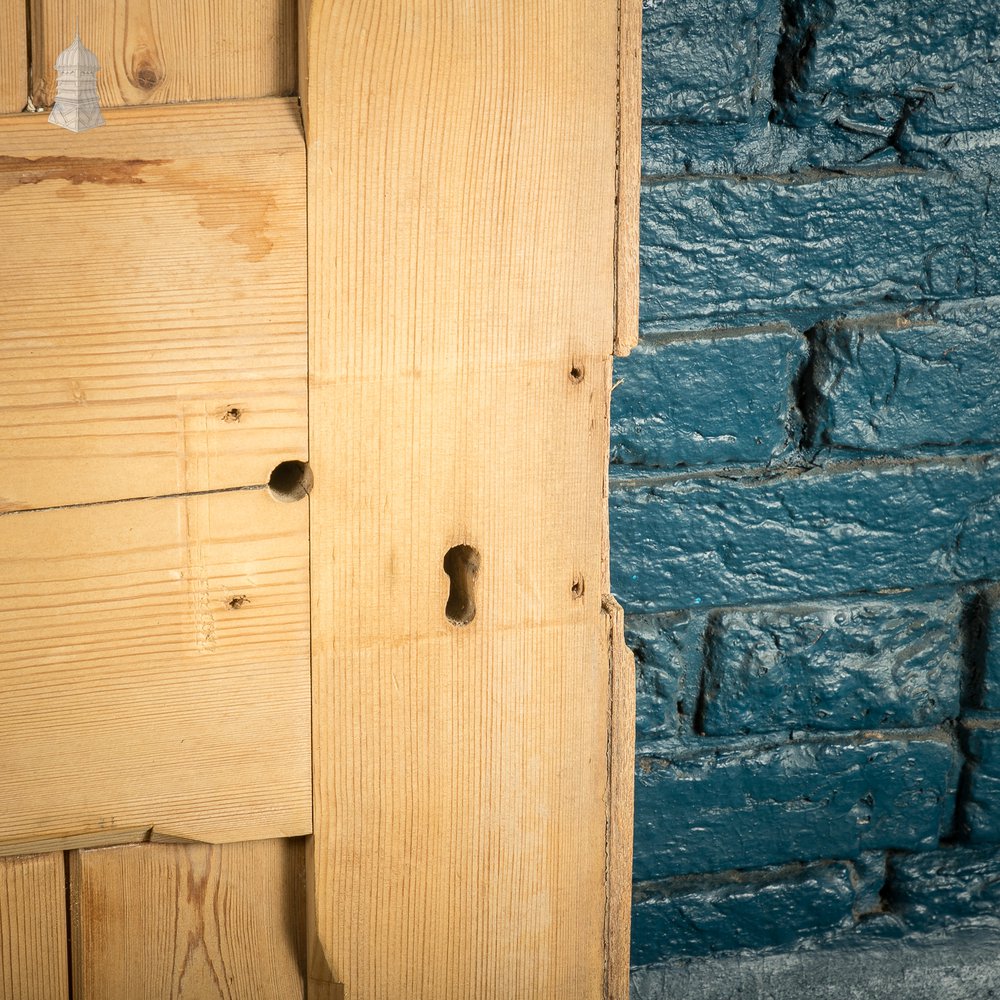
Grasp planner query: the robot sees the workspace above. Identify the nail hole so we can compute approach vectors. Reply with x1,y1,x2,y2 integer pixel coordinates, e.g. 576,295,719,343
228,595,249,610
444,544,480,626
569,366,585,383
571,578,585,599
268,460,312,502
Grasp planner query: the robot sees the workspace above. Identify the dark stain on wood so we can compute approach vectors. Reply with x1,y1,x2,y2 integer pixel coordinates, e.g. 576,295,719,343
0,155,169,192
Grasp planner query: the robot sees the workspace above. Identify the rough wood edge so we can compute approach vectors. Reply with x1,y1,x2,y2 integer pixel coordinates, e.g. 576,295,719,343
603,594,636,1000
614,0,641,358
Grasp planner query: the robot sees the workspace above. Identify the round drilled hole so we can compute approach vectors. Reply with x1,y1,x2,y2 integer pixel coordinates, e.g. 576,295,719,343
569,365,585,383
268,460,313,502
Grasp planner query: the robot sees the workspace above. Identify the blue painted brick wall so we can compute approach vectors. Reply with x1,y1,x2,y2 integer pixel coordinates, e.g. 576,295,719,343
619,0,1000,973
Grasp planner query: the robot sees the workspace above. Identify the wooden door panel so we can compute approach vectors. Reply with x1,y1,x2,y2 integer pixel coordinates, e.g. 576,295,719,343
0,489,311,856
0,853,69,1000
302,2,625,995
0,0,27,114
69,840,305,1000
0,99,306,512
30,0,297,109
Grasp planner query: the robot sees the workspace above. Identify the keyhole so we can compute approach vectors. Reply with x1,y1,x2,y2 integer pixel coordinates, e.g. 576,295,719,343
444,545,480,626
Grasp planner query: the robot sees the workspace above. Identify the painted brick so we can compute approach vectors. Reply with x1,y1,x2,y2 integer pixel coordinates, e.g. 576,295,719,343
611,329,805,470
627,612,704,742
610,458,1000,612
642,0,779,124
640,171,995,331
962,723,1000,844
700,594,962,736
813,304,1000,454
641,120,880,180
630,861,858,965
984,587,1000,712
633,735,958,880
797,2,1000,139
873,844,1000,935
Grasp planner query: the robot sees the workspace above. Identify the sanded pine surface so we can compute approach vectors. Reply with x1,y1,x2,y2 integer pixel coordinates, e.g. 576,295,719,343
0,488,311,856
30,0,297,108
0,853,69,1000
303,1,622,997
615,0,642,356
0,0,27,114
70,840,305,1000
604,597,636,1000
0,99,307,512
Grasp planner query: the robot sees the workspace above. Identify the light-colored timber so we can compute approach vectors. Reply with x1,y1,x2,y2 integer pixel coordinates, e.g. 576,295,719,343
615,0,642,356
0,0,27,115
604,596,636,1000
301,1,625,996
0,853,69,1000
0,99,306,512
0,488,311,856
30,0,297,109
70,840,305,1000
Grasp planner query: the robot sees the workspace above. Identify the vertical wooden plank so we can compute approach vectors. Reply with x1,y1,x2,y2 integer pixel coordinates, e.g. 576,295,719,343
0,0,27,114
0,853,69,1000
70,840,305,1000
615,0,642,357
30,0,297,109
303,2,623,997
604,597,636,1000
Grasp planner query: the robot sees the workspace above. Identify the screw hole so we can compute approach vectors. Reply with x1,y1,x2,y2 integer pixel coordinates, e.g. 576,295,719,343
571,578,585,599
569,366,584,383
444,545,480,626
268,460,312,502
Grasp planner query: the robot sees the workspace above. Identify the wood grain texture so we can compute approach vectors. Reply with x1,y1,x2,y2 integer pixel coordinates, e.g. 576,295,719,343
70,840,305,1000
614,0,641,357
603,596,636,1000
0,99,306,512
0,853,69,1000
30,0,297,108
0,488,311,856
0,0,27,115
303,1,621,996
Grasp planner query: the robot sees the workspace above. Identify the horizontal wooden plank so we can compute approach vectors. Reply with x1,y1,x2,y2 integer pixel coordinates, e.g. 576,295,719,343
0,0,27,114
0,488,311,856
0,853,69,999
0,99,307,512
70,840,305,1000
30,0,296,109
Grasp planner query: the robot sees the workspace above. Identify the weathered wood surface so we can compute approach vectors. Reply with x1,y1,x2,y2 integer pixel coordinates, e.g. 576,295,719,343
604,596,636,1000
0,0,27,115
70,839,305,1000
0,853,69,1000
615,0,642,356
0,488,311,856
0,99,306,513
30,0,297,108
303,1,622,996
